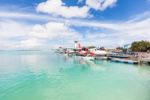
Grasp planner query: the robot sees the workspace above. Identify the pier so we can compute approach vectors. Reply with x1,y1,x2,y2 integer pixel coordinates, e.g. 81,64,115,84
138,52,150,64
110,58,138,64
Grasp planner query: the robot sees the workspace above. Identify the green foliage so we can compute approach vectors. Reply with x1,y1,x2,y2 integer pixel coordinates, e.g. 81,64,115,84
116,47,127,53
130,40,150,52
116,47,124,50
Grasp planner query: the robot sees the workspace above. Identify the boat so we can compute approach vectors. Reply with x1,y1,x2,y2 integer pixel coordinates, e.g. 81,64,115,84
89,48,108,56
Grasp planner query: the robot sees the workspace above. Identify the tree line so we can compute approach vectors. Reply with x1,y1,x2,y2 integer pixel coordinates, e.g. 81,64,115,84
130,40,150,52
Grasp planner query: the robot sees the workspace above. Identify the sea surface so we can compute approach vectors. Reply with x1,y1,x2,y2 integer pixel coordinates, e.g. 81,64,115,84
0,51,150,100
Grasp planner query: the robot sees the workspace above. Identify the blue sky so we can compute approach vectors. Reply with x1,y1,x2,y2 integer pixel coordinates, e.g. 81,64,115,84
0,0,150,50
1,0,150,20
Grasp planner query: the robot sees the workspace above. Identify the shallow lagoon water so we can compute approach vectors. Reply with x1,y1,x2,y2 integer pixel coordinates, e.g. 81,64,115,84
0,51,150,100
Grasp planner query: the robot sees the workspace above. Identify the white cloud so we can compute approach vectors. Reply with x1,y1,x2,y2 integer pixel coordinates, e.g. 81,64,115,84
29,22,82,41
36,0,117,18
86,0,102,10
37,0,89,18
62,12,150,47
0,11,51,21
86,0,117,11
10,21,82,49
1,0,150,50
0,20,66,49
78,0,84,3
0,20,30,38
0,20,32,49
0,10,150,49
17,38,43,49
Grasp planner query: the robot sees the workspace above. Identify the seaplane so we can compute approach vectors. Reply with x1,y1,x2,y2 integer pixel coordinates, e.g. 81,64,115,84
89,48,108,56
74,41,108,61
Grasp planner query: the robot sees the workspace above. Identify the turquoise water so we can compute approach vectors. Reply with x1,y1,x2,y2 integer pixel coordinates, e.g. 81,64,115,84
0,51,150,100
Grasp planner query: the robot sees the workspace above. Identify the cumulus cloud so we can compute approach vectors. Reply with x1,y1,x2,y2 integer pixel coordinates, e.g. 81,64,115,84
0,20,32,49
76,16,150,47
0,19,83,49
0,20,30,38
26,22,82,48
31,22,75,39
37,0,117,18
37,0,89,18
86,0,117,11
21,22,82,49
0,10,150,49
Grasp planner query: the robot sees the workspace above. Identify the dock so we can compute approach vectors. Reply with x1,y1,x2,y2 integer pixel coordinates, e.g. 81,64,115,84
110,58,138,64
95,56,108,60
138,52,150,64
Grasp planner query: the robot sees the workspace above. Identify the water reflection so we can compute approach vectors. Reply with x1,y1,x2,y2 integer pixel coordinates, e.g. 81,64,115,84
61,54,106,71
0,51,150,100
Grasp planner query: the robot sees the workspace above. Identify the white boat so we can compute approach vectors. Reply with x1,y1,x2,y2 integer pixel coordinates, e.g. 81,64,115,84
89,48,108,56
